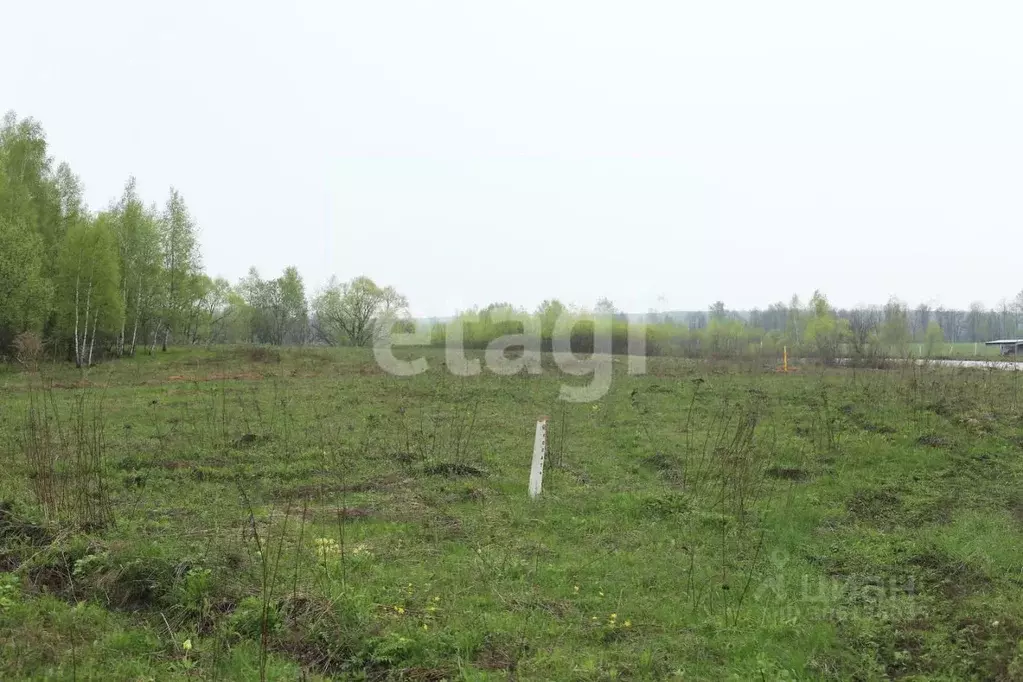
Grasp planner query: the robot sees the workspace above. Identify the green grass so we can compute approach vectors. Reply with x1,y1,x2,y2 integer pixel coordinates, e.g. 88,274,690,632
855,342,1009,360
3,347,1023,680
921,342,1005,359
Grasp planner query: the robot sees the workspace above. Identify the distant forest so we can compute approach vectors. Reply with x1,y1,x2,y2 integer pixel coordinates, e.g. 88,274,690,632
643,298,1023,344
1,111,1018,367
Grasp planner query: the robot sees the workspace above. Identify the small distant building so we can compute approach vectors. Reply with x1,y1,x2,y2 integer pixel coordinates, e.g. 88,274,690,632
984,339,1023,355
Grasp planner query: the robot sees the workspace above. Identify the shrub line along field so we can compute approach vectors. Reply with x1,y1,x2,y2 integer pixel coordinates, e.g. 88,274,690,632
3,346,1023,680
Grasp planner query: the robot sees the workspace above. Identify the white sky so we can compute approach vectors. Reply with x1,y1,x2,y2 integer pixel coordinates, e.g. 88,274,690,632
5,1,1022,317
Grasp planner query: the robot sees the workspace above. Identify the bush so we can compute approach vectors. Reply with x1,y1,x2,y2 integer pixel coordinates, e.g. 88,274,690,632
13,331,44,368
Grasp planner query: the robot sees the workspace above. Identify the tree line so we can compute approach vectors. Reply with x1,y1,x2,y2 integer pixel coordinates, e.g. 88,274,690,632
746,297,1023,345
435,293,1023,360
0,112,409,366
4,112,1020,366
656,294,1023,351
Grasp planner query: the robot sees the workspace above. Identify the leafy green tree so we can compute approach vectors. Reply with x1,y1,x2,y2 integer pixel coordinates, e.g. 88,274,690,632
182,273,213,344
0,112,64,344
312,276,408,346
52,162,84,253
705,316,745,354
111,178,163,355
158,188,201,350
880,297,911,355
236,267,274,343
0,112,61,255
0,216,52,336
803,291,847,361
55,214,123,366
537,299,566,347
197,276,234,344
234,267,310,345
467,302,529,347
275,266,309,344
240,268,271,343
924,320,944,357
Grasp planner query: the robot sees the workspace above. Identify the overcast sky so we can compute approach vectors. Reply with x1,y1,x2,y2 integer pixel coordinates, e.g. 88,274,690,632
5,2,1022,316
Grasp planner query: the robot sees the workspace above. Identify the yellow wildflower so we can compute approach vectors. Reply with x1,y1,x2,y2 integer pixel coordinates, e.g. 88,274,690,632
314,538,340,561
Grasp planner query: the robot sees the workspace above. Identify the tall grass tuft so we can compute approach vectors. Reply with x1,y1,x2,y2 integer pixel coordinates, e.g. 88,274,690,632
635,378,779,624
392,386,484,474
21,385,113,531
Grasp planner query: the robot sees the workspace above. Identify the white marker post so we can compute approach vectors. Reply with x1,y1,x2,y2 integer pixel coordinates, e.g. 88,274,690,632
529,417,548,499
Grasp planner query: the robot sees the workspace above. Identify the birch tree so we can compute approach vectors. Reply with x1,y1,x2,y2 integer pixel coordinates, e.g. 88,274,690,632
804,291,847,361
276,266,309,344
112,178,163,355
56,215,123,367
235,267,309,345
0,112,62,343
158,188,201,350
0,112,60,252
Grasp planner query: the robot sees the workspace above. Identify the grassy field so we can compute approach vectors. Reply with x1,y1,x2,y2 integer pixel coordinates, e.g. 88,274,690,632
2,347,1023,680
925,343,1006,360
843,343,1007,361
